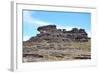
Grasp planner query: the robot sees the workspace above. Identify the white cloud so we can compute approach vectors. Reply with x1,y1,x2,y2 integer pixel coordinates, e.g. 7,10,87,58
57,25,73,31
86,30,91,37
57,25,81,31
23,11,52,27
23,35,31,41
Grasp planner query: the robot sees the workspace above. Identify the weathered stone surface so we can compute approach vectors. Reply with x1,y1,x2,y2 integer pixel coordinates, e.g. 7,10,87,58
23,25,91,62
25,25,89,43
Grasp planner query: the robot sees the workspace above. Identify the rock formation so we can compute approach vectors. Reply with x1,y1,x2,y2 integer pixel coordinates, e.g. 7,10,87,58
23,25,91,62
25,25,88,43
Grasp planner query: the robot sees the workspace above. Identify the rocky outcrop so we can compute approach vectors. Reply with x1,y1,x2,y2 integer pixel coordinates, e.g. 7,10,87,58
25,25,89,43
23,25,91,62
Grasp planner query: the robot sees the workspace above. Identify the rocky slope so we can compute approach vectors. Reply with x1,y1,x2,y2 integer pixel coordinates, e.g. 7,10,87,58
23,25,91,62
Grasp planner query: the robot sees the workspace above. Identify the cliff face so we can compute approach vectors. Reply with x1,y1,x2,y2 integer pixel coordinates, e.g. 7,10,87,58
23,25,91,62
25,25,88,43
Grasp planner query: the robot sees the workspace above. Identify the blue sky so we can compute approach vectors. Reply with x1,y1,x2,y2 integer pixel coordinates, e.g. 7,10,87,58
23,10,91,41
